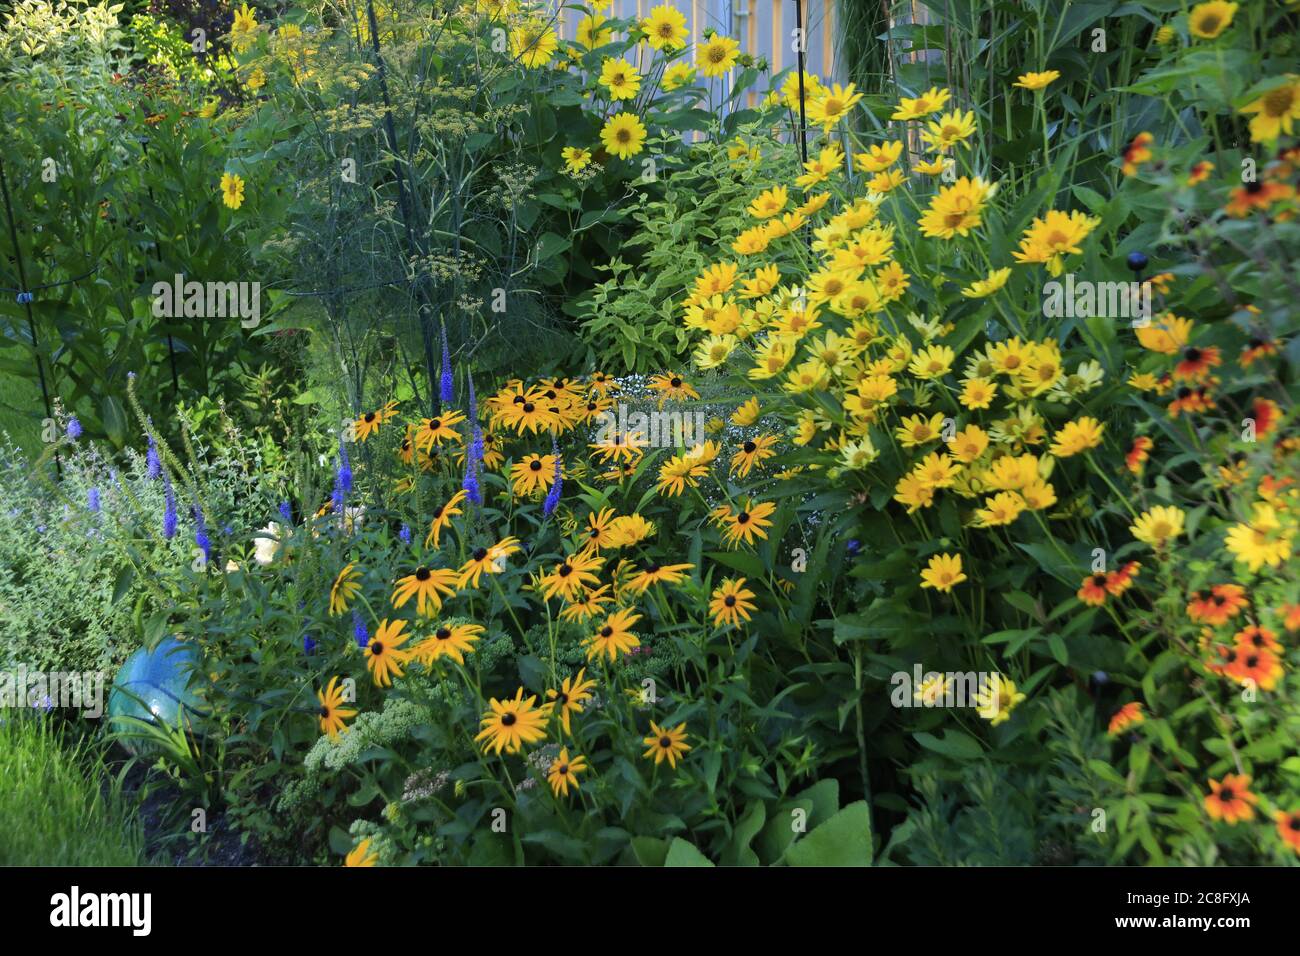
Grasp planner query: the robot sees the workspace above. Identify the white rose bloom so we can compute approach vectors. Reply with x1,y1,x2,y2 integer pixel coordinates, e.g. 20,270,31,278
253,522,281,565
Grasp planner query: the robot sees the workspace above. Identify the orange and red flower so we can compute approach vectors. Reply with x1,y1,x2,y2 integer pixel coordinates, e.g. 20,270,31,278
1105,560,1141,596
1225,648,1284,691
1126,436,1153,475
1187,584,1249,625
1249,397,1281,438
1077,573,1109,606
1276,810,1300,855
1240,336,1278,368
1173,345,1220,382
1204,774,1258,824
1233,624,1282,656
1122,131,1154,176
1107,701,1145,736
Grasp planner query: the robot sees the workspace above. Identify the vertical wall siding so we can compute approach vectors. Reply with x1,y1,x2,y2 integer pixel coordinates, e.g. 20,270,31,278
551,0,839,92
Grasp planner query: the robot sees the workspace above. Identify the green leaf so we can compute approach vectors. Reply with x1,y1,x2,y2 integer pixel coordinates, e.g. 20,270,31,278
914,729,984,760
631,836,670,867
664,837,714,867
783,801,874,866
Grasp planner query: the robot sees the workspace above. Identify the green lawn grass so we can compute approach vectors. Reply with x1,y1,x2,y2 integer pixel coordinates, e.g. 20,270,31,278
0,715,149,866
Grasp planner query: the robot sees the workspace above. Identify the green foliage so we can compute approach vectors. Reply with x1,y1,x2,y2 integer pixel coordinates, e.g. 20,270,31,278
575,141,762,372
0,714,148,866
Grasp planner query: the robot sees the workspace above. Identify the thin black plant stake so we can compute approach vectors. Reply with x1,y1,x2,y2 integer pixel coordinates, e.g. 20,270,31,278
0,154,60,478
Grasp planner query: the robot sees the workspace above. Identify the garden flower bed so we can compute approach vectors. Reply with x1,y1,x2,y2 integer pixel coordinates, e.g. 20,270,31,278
0,0,1298,870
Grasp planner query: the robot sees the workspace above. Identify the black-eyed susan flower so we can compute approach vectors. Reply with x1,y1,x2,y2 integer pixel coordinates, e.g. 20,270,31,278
345,838,378,867
1129,505,1185,550
317,675,357,739
709,577,756,627
729,434,778,477
391,565,459,616
475,687,550,755
624,561,694,595
538,549,604,602
712,500,776,548
642,721,691,768
330,563,362,616
366,618,413,687
510,452,560,497
919,553,966,592
579,507,619,552
458,536,520,588
546,668,596,734
1107,702,1145,736
412,621,483,666
853,140,904,173
1204,774,1256,824
589,429,648,464
354,400,398,441
586,606,642,660
425,489,467,549
647,372,701,405
546,748,588,797
559,583,613,622
414,409,466,449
